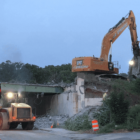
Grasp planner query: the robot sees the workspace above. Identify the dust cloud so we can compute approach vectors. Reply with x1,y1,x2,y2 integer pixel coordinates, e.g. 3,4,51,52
0,45,22,62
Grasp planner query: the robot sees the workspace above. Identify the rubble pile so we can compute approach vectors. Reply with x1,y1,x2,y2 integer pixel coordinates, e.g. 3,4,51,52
33,106,101,130
68,106,100,122
34,114,69,129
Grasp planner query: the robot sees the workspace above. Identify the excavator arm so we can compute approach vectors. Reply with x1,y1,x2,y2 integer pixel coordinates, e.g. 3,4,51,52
100,10,139,61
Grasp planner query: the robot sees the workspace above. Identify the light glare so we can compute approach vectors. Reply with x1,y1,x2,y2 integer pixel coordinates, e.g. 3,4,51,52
18,92,21,97
7,92,13,98
129,60,134,65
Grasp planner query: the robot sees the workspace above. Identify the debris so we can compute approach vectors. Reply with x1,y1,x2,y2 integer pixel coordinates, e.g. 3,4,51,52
49,116,52,121
33,107,100,130
33,115,69,129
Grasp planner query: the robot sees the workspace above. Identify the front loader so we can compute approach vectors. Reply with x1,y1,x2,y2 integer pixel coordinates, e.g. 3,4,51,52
0,92,36,130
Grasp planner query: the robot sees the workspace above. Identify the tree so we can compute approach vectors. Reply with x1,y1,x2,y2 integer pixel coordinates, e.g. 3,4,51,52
108,90,129,124
0,61,76,84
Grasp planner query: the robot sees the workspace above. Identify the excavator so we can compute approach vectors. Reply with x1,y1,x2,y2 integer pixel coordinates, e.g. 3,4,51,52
72,10,139,75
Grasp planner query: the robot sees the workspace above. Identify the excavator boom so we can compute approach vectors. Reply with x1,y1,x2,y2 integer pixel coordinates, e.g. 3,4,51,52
100,10,139,61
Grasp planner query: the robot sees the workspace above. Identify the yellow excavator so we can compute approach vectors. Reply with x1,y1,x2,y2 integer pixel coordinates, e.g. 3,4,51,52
72,10,139,74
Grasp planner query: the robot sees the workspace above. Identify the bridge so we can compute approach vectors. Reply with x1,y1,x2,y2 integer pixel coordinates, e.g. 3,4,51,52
0,83,64,94
0,83,64,115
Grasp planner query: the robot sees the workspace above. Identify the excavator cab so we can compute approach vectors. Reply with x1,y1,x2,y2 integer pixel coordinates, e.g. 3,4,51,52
72,56,118,74
108,62,114,71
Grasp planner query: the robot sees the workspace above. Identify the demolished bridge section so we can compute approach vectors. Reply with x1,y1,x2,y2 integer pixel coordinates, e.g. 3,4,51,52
0,75,112,118
50,73,111,117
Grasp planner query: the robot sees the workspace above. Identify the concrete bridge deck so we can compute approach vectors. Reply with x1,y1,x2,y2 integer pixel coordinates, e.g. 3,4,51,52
0,83,64,94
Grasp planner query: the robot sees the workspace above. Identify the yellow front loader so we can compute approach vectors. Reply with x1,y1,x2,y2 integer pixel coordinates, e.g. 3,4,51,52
0,92,36,130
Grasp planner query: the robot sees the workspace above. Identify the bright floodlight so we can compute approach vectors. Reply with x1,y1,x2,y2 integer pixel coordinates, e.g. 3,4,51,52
7,92,13,98
129,60,134,66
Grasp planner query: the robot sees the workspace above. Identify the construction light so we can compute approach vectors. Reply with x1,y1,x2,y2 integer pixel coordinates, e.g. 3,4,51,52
7,92,13,98
129,60,134,66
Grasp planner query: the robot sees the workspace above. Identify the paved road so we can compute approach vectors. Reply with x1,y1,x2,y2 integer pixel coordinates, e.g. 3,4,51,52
0,128,140,140
0,130,73,140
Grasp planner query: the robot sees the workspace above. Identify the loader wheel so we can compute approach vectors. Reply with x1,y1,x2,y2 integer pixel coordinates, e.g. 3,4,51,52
0,112,10,130
10,122,18,129
22,122,34,130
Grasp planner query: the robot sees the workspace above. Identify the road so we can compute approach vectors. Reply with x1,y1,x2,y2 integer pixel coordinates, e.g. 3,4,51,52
0,128,140,140
0,130,72,140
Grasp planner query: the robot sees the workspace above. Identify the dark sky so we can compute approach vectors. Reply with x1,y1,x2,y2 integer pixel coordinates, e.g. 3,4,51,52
0,0,140,73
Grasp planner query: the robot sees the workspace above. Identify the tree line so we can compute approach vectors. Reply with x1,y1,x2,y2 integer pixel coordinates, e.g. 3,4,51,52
0,60,77,84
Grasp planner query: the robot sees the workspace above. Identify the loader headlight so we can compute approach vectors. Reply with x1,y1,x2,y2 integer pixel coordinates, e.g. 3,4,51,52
7,92,13,98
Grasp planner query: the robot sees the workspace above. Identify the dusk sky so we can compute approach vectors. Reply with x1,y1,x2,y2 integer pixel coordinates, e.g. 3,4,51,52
0,0,140,73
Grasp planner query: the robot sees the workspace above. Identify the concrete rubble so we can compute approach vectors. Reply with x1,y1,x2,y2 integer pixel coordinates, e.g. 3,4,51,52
33,114,69,129
33,106,100,130
67,106,100,122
